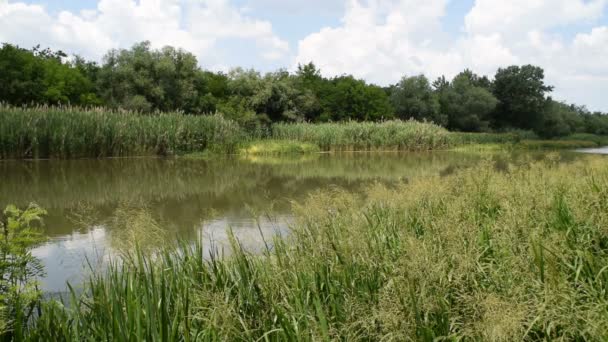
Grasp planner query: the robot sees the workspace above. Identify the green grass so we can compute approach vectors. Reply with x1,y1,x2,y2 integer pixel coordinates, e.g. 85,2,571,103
448,132,521,145
17,155,608,340
272,120,451,151
239,140,320,155
559,133,608,147
2,106,607,160
451,139,599,152
519,139,598,149
0,105,245,158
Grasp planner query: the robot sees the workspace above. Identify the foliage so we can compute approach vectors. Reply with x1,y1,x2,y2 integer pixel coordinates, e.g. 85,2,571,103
518,139,597,149
239,140,320,155
18,156,608,340
0,44,99,106
0,106,245,158
390,75,446,125
317,75,394,122
437,71,498,132
97,41,208,113
492,65,554,130
2,41,608,140
0,204,47,340
272,120,451,151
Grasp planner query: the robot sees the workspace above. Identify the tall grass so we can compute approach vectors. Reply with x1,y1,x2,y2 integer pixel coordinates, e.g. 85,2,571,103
19,155,608,340
3,106,605,159
272,120,451,151
448,131,521,145
0,105,245,158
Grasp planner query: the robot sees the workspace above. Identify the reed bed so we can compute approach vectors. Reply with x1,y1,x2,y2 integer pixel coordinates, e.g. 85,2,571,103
272,120,451,151
519,139,597,149
0,106,245,158
448,132,520,145
18,155,608,340
239,140,320,155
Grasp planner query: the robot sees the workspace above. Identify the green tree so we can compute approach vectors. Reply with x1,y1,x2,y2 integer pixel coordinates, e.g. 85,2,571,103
0,44,98,106
536,100,584,137
390,75,445,125
439,72,498,132
492,65,553,131
97,41,207,113
318,76,394,122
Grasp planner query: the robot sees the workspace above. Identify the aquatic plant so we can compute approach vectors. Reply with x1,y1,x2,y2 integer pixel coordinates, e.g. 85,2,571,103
0,204,47,340
272,120,451,151
0,105,245,159
19,155,608,340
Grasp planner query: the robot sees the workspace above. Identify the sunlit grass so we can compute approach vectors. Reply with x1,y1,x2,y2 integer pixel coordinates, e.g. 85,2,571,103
21,155,608,340
0,105,245,159
239,140,320,155
272,120,451,151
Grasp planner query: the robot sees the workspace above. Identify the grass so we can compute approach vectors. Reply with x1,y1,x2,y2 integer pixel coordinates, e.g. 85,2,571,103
272,120,451,151
239,140,320,155
519,139,598,149
448,132,521,145
2,106,607,159
451,139,599,152
0,105,245,159
560,133,608,146
17,155,608,340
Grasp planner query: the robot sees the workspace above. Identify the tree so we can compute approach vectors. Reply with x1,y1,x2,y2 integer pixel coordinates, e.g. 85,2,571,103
536,100,584,137
0,44,98,106
218,68,316,125
97,41,207,113
438,72,498,132
390,75,445,125
492,65,553,131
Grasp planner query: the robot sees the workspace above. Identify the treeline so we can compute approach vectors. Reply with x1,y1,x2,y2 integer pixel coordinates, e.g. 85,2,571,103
1,41,607,137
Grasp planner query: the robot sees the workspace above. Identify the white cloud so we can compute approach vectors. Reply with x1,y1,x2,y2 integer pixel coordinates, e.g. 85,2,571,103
0,0,289,67
295,0,453,84
465,0,607,36
294,0,608,111
1,0,608,110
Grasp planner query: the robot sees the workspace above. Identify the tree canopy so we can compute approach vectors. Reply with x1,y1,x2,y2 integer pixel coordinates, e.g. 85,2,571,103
1,41,607,137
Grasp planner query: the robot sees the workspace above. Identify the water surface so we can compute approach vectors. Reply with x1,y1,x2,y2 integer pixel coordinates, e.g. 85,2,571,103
0,151,582,292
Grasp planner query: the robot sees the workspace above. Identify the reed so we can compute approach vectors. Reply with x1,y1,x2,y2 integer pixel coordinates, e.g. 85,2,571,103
272,120,451,151
0,105,245,159
239,140,320,155
19,155,608,340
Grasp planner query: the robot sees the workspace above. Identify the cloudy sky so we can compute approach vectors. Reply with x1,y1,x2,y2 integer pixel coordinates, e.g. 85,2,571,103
1,0,607,111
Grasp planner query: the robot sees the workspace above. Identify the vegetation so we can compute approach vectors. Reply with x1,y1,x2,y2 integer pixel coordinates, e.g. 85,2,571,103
0,106,245,158
1,104,605,160
239,140,320,155
2,42,608,140
0,106,453,159
4,156,606,340
0,204,47,340
272,120,451,151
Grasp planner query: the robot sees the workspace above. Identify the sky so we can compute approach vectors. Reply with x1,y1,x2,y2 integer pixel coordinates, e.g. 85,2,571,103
1,0,607,111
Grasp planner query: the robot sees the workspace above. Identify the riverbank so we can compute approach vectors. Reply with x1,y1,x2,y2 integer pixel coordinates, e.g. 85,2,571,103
3,106,607,159
13,155,608,340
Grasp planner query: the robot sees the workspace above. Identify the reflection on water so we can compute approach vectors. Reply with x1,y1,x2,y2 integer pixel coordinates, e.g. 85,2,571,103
577,146,608,155
0,151,582,292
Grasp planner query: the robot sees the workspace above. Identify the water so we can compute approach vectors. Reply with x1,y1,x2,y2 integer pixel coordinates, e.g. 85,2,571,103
0,151,585,292
577,146,608,154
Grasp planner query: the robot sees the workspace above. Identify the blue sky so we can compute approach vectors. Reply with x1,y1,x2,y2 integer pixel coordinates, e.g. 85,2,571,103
2,0,608,111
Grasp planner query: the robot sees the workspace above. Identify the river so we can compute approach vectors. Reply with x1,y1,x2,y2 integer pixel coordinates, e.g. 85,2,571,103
0,150,592,292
